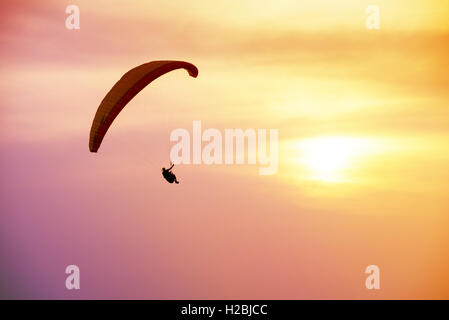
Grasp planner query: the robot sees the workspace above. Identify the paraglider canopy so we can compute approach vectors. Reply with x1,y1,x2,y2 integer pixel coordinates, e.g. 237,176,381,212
89,60,198,153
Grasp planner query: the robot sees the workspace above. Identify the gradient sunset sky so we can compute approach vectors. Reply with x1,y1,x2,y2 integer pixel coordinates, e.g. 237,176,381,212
1,0,448,299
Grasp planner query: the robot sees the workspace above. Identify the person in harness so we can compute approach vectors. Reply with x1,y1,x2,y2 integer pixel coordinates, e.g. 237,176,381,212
162,162,179,184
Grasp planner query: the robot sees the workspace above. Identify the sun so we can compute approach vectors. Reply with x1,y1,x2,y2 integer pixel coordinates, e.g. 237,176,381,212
285,136,378,183
299,137,354,182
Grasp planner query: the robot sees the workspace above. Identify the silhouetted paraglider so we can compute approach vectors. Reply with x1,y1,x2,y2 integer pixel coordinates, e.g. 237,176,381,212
88,60,198,184
162,163,179,184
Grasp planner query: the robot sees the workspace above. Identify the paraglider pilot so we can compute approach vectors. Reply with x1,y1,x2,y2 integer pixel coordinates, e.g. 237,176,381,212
162,163,179,184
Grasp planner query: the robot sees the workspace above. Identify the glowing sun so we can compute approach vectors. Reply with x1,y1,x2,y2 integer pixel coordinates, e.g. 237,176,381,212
287,136,379,183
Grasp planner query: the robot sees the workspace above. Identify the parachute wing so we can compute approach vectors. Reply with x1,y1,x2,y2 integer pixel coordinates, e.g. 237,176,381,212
89,60,198,152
